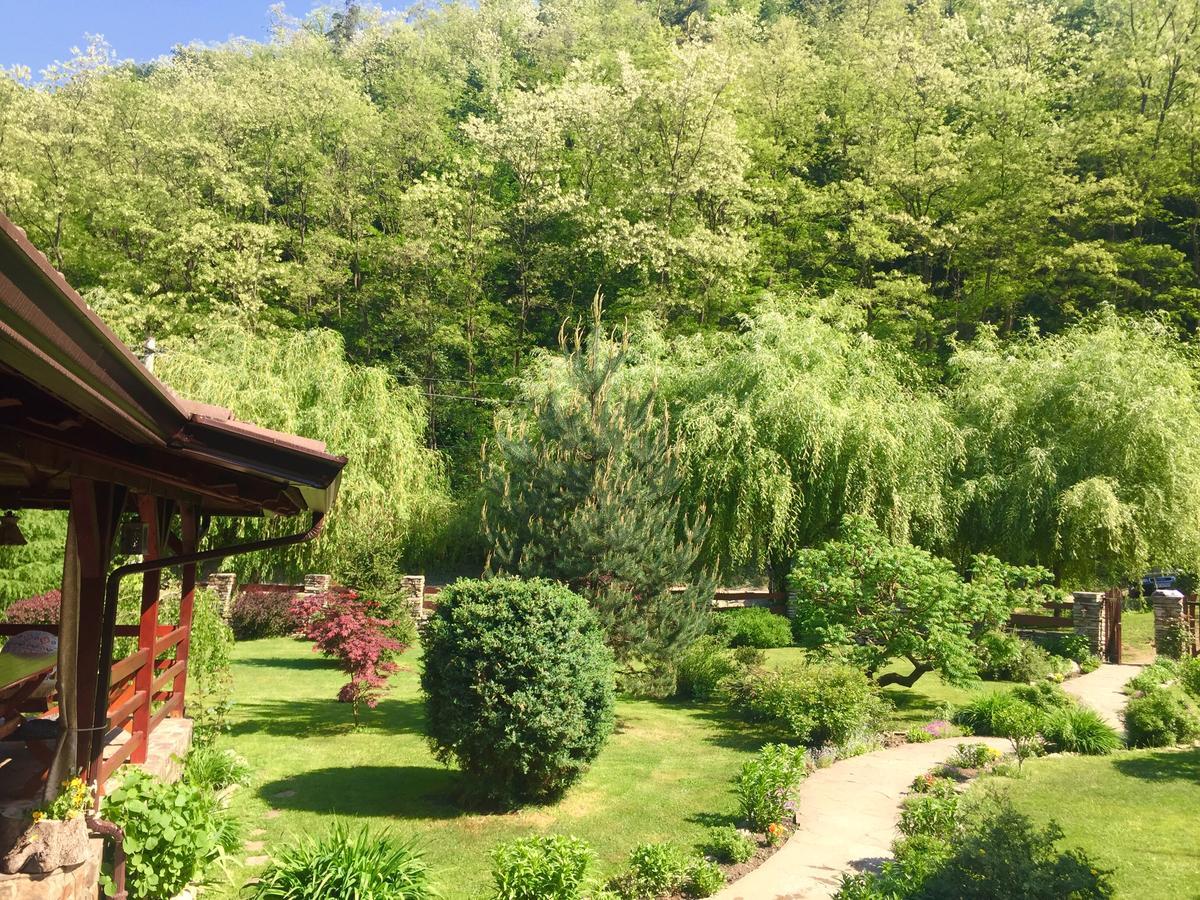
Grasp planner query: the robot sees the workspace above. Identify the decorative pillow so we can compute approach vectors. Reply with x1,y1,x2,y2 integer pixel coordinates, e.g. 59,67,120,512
1,631,58,657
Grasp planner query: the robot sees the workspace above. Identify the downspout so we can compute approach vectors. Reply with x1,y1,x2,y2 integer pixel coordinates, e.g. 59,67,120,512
88,511,325,899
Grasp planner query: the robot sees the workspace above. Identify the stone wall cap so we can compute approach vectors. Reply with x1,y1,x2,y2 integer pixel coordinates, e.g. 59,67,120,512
1151,589,1185,599
1071,591,1105,600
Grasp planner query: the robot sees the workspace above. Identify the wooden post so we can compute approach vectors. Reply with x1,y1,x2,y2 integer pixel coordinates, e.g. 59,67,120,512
172,505,199,712
70,478,124,786
132,496,160,764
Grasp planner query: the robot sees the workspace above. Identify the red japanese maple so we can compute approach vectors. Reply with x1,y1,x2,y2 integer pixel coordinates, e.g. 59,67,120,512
290,591,405,726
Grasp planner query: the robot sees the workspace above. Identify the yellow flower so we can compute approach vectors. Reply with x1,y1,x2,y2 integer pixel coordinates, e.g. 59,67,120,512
31,811,44,823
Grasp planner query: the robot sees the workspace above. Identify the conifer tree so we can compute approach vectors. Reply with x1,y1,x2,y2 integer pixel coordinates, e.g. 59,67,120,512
483,299,714,678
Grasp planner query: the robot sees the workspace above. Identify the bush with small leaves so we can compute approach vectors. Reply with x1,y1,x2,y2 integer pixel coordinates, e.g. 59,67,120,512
1178,657,1200,699
685,859,726,898
674,636,737,700
704,826,756,865
421,577,615,807
1125,659,1180,695
994,700,1045,769
735,743,806,833
228,588,298,640
1079,655,1102,674
1159,621,1191,660
1042,707,1122,755
491,834,595,900
727,662,889,746
898,778,960,841
1124,686,1200,748
252,822,436,900
709,608,793,649
976,632,1056,683
1043,632,1092,664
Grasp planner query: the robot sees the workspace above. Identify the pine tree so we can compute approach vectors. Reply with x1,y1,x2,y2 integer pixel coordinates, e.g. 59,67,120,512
483,299,714,679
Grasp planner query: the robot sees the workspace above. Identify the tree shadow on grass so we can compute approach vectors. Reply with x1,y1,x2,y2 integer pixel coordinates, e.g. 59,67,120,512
686,809,740,828
259,765,467,821
640,697,771,753
880,686,944,726
1113,748,1200,783
235,654,341,672
227,696,426,739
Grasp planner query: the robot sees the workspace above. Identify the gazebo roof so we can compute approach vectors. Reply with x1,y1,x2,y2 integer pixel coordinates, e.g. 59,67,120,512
0,212,345,516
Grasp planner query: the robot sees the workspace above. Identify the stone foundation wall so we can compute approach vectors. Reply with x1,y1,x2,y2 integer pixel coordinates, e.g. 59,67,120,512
204,572,237,618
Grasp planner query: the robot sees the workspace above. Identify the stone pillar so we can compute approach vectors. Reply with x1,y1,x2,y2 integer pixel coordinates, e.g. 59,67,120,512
1151,589,1185,655
303,573,332,594
402,575,426,620
1072,591,1106,657
205,572,237,619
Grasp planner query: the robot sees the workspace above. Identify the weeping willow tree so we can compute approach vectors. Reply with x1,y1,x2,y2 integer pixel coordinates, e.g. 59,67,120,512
951,311,1200,586
656,304,961,586
0,510,67,607
157,323,451,584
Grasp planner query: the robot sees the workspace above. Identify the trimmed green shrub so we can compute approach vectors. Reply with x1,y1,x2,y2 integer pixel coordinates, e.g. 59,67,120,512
251,822,436,899
727,662,889,746
735,743,806,832
102,769,228,900
491,835,595,900
674,636,737,700
1042,707,1122,755
704,826,756,865
709,608,792,649
421,577,615,807
685,859,725,897
1124,686,1200,747
1177,656,1200,698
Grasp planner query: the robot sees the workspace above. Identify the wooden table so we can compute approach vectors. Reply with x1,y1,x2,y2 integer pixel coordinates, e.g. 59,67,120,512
0,652,56,740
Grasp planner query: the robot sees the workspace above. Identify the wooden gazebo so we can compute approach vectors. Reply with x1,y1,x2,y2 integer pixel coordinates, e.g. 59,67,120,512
0,211,346,801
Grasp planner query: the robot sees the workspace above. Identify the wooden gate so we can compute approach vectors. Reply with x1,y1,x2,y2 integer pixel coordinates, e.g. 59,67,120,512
1184,595,1200,657
1103,588,1123,664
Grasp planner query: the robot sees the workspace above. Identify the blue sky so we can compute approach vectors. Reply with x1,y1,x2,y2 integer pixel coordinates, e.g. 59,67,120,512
0,2,358,74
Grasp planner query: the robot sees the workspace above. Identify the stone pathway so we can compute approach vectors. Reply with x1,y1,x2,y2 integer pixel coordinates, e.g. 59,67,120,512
712,736,1010,900
1061,663,1141,732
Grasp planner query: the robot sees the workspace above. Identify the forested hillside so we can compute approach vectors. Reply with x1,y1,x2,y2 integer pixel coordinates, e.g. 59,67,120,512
4,0,1200,586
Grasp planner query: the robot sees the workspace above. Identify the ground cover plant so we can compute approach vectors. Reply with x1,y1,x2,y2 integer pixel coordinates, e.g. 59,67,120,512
218,637,762,898
421,577,616,807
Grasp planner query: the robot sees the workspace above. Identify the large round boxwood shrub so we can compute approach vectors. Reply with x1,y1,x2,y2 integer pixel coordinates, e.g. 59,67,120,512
420,577,616,807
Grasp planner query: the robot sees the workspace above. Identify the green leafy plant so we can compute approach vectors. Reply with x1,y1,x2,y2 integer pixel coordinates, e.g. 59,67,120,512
251,822,436,899
1009,682,1073,713
491,834,595,900
183,746,252,792
34,776,91,823
905,725,935,743
684,859,725,898
421,577,615,807
1179,657,1200,698
727,662,889,746
945,743,1002,770
1042,707,1121,755
1158,621,1191,660
673,636,737,700
952,692,1022,736
1124,687,1200,748
1042,632,1092,664
1125,659,1180,695
613,842,693,899
703,826,756,865
101,769,224,900
993,700,1045,770
185,588,236,744
976,632,1058,684
709,608,792,649
897,778,961,841
735,743,806,832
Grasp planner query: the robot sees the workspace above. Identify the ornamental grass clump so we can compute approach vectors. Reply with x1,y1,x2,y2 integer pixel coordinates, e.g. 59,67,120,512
421,577,615,807
1042,707,1121,755
252,822,436,900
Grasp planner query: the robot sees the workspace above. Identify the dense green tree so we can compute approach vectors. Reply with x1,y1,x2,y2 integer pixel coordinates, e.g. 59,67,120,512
951,312,1200,585
483,305,714,676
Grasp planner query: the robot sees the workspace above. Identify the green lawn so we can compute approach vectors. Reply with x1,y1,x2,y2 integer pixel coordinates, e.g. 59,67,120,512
1122,609,1156,664
976,749,1200,899
218,638,762,897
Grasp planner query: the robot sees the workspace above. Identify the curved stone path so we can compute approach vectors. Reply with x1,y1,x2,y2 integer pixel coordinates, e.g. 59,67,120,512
712,736,1010,900
715,664,1142,899
1061,663,1141,732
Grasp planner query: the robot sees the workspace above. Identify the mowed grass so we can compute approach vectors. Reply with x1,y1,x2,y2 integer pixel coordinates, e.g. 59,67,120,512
218,637,761,897
979,749,1200,899
1122,609,1156,664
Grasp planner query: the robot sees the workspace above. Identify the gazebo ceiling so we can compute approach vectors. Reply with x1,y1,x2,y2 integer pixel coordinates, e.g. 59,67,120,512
0,213,345,516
